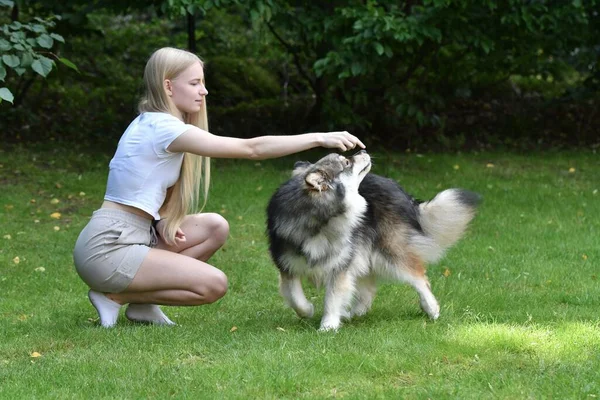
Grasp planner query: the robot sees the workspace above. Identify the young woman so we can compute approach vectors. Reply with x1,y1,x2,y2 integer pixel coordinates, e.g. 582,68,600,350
73,47,365,327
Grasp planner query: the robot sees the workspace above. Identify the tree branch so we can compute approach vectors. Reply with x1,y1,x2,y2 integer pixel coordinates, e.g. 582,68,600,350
266,21,317,94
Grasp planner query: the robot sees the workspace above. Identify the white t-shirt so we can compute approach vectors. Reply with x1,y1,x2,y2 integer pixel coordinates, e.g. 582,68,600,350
104,112,195,220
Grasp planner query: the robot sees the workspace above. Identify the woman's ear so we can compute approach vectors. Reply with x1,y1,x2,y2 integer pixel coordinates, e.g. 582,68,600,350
164,79,173,96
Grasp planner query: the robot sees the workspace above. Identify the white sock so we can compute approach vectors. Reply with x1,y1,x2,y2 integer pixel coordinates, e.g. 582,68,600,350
88,290,122,328
125,304,176,326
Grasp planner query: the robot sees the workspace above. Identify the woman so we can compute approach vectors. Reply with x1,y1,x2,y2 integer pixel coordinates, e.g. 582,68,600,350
73,47,365,327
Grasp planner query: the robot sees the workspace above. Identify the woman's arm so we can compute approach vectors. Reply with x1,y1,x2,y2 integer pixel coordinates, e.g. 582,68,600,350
167,127,365,160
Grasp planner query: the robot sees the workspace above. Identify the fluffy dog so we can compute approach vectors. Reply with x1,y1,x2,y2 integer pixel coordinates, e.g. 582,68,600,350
266,151,480,331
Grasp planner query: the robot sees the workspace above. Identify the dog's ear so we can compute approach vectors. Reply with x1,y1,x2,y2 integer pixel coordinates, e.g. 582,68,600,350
305,171,329,192
292,161,311,177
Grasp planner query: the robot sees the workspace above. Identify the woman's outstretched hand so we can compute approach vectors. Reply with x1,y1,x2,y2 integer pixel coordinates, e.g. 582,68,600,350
318,131,366,152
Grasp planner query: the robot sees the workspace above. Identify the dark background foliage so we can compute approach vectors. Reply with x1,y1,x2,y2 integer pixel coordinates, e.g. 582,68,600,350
1,0,598,152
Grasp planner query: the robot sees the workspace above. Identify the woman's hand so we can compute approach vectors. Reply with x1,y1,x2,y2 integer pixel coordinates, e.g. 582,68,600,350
156,219,187,245
318,131,366,152
174,227,186,244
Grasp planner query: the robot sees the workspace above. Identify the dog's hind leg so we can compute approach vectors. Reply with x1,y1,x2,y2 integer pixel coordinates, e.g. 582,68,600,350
279,271,314,318
320,271,356,331
394,253,440,320
412,277,439,320
348,275,377,319
408,254,439,320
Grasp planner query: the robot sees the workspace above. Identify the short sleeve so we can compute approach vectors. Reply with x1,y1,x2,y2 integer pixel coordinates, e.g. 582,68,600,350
152,114,196,156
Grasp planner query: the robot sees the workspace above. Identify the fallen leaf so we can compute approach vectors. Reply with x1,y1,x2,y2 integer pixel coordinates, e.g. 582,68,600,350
55,183,62,189
30,199,36,204
53,226,60,231
13,256,20,264
230,326,238,332
3,234,11,240
18,314,28,321
486,163,495,168
582,254,588,261
30,352,42,358
50,198,60,205
443,268,451,277
568,167,576,173
79,192,86,197
35,267,46,272
276,327,286,332
50,212,61,219
453,164,460,170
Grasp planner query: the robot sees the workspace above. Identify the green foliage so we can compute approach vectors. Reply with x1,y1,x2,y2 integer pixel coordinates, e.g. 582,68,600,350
157,0,238,17
1,1,598,149
0,1,77,104
250,0,599,143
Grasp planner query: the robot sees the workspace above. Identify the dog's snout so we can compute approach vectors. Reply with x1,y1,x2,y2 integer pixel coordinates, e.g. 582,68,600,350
354,150,367,156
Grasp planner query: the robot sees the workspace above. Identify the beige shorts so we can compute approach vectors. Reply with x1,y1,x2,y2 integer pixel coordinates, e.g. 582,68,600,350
73,208,158,293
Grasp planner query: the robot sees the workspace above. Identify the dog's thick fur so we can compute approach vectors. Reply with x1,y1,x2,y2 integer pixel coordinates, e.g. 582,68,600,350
266,151,480,331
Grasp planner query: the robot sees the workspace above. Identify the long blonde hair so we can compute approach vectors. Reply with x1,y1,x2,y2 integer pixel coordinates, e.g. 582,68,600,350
138,47,211,245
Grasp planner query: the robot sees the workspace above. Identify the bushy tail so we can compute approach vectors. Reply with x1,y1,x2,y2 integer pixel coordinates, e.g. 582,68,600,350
410,189,481,263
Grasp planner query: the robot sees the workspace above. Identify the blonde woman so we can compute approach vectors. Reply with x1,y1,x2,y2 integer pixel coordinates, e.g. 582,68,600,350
73,47,365,327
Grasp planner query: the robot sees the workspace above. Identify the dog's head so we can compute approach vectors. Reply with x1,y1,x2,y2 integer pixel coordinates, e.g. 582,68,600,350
293,151,371,194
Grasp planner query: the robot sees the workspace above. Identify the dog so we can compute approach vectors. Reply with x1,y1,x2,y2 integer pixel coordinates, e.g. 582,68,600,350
266,151,480,331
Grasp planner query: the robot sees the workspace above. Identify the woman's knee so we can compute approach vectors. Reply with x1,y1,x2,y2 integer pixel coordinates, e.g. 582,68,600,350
196,213,229,246
201,269,228,304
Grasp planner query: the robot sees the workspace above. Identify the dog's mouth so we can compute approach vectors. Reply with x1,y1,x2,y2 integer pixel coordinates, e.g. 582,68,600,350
359,162,371,175
352,151,371,177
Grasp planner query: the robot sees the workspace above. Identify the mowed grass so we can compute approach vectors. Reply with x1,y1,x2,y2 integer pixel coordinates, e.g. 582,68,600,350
1,145,598,399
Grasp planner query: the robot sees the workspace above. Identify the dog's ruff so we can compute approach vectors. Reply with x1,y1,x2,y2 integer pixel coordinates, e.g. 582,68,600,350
267,151,480,331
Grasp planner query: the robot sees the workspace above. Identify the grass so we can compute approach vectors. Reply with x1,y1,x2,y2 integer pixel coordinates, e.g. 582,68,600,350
1,144,599,399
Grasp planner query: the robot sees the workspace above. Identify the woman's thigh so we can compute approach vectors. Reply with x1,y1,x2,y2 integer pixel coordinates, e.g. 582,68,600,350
124,247,227,295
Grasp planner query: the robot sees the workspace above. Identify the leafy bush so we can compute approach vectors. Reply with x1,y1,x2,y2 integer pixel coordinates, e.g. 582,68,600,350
0,0,77,104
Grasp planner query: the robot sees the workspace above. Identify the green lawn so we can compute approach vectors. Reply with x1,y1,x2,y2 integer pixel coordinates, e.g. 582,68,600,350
1,145,598,399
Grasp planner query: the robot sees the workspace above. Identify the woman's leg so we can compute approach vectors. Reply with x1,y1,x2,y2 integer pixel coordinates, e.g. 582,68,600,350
90,213,230,327
155,213,230,261
113,248,229,305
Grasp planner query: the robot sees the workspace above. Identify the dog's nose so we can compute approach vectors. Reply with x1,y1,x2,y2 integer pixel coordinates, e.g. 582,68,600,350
354,150,367,156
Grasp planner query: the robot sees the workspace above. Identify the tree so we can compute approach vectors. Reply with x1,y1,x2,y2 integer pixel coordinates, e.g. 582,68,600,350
249,0,599,141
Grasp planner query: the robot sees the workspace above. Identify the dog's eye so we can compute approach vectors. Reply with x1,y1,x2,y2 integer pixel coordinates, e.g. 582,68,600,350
344,159,351,167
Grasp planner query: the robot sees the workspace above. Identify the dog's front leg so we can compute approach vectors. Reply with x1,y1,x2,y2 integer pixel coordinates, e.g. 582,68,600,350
319,271,355,331
279,271,314,318
349,274,377,318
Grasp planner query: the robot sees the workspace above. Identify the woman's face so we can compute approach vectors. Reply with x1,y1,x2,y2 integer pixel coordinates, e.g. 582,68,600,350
166,61,208,116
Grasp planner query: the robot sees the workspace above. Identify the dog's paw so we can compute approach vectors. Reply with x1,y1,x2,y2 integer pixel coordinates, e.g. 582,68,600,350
420,298,440,320
349,304,371,318
318,317,341,332
295,303,314,319
340,309,353,321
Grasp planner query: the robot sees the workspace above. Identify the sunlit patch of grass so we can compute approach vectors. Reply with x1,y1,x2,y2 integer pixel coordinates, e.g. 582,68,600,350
449,321,600,363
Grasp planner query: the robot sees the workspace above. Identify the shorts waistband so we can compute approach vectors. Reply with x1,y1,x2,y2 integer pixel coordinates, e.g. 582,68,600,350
92,208,153,230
